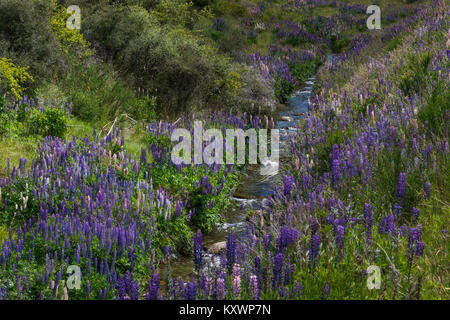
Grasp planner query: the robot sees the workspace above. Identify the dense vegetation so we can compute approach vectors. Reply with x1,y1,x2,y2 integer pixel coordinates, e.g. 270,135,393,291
0,0,448,300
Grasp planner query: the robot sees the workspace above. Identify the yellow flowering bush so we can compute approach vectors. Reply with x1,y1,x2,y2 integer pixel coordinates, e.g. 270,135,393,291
50,0,93,61
0,58,33,100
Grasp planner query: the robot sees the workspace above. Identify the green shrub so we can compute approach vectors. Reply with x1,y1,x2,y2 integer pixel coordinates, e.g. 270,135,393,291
0,226,10,243
134,94,157,122
85,5,236,114
239,66,276,109
212,0,248,17
27,107,68,138
275,78,295,104
0,94,5,113
330,36,351,54
0,0,72,92
50,0,94,62
0,57,33,100
0,113,8,138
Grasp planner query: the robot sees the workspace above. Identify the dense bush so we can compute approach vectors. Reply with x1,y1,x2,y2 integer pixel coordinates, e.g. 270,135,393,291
0,58,33,100
84,5,251,114
212,0,248,17
238,67,276,109
0,97,69,139
0,0,67,90
27,107,68,138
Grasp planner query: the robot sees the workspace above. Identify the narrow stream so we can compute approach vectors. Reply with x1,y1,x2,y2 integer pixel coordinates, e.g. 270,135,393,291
158,66,326,283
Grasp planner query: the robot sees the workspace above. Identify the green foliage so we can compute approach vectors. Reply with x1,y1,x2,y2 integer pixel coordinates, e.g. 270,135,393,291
314,127,347,175
330,35,351,54
0,177,39,227
371,147,423,215
60,64,142,123
147,162,241,232
0,96,69,139
134,94,157,122
418,79,450,135
212,0,248,17
50,0,94,62
288,56,322,83
85,5,240,114
352,95,378,119
385,36,402,52
274,77,294,104
26,107,68,138
0,58,33,100
0,226,10,243
399,52,433,97
0,0,73,92
0,94,5,111
238,66,276,109
0,95,6,137
151,0,212,28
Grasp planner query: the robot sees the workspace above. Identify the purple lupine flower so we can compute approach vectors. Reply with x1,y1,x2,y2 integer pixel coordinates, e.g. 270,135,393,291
378,216,386,235
412,207,420,224
216,277,226,300
394,203,403,218
147,272,159,300
193,231,203,271
336,225,345,261
321,283,330,300
283,175,295,201
272,253,284,288
249,274,259,300
276,226,299,253
400,224,408,237
331,144,339,162
309,232,320,269
386,214,396,235
232,264,241,297
174,200,182,217
163,246,171,258
396,172,406,201
408,225,425,262
140,148,147,165
424,181,431,199
184,280,197,300
226,233,236,272
331,159,340,187
263,232,272,250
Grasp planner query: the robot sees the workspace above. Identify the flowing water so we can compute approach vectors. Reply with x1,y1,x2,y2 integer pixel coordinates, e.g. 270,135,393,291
158,73,321,284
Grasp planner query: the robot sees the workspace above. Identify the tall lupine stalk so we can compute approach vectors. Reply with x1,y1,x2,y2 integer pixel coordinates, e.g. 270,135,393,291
193,231,203,271
364,203,373,245
335,225,345,261
232,264,241,297
226,233,237,272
